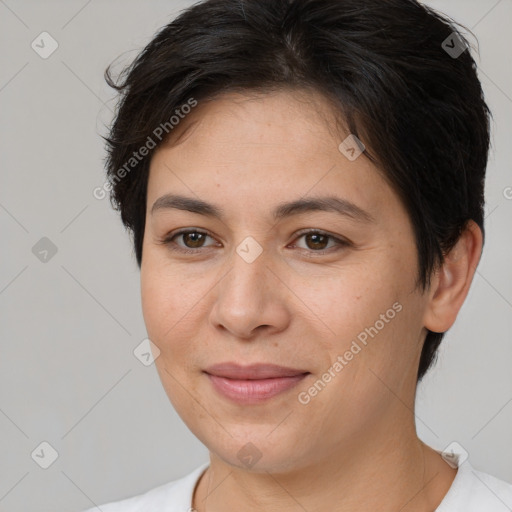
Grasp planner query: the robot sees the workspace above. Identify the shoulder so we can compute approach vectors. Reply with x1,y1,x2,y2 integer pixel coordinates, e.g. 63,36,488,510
437,459,512,512
80,462,209,512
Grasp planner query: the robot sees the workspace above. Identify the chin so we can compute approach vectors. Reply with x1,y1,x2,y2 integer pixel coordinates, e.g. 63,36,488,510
201,425,309,473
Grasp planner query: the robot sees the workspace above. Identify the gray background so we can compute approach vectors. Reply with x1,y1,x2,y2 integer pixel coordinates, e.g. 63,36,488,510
0,1,510,511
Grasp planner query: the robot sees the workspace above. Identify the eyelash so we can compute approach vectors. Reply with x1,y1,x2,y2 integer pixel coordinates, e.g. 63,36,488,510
159,228,351,256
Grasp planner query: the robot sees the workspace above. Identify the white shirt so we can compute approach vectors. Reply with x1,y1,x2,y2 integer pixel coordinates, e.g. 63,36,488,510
82,458,512,511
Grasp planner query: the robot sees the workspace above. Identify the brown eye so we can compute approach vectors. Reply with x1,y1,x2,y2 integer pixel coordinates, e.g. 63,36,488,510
303,232,329,250
291,229,350,255
163,229,218,254
181,231,208,248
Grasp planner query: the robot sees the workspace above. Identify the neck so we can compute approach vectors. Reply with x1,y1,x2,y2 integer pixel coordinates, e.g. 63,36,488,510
192,413,456,512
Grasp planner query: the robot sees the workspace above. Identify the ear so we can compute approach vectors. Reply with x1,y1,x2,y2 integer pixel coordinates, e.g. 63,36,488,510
423,220,483,333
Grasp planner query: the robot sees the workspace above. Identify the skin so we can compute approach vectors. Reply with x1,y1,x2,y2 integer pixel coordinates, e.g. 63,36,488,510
140,89,482,512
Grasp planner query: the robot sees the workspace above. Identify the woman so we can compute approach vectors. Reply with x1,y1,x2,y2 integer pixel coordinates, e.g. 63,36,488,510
84,0,512,510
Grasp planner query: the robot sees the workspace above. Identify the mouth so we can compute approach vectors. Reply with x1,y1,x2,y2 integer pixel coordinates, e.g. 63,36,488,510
204,362,310,404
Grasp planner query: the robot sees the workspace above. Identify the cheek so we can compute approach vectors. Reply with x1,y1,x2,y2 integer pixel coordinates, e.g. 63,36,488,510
140,252,216,361
140,254,187,350
140,261,167,339
298,279,421,430
303,254,421,379
304,264,397,334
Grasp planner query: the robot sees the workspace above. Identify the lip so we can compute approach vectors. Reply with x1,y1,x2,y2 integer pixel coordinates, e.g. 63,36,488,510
204,363,310,404
204,362,309,379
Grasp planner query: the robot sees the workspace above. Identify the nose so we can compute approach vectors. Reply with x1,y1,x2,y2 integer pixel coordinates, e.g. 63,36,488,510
209,245,291,340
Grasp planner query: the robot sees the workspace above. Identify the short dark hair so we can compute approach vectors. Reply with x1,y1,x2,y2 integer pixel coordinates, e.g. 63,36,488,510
103,0,491,383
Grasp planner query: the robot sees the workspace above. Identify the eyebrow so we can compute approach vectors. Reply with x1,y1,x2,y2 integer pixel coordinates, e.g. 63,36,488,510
151,193,375,223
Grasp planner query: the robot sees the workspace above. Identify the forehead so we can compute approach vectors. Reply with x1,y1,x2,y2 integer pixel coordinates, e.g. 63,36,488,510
145,89,401,227
161,89,345,153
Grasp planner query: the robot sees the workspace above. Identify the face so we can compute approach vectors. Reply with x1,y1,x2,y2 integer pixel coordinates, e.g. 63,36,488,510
141,90,430,473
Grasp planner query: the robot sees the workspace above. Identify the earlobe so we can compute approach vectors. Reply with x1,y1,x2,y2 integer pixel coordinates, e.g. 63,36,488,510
423,220,483,333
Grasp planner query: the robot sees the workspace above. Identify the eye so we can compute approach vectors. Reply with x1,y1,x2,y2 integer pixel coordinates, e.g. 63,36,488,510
289,229,350,255
161,229,219,254
159,228,350,256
